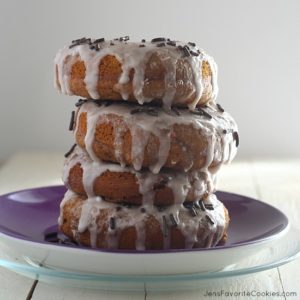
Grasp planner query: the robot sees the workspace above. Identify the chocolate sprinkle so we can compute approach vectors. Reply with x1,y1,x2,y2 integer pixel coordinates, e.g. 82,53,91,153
182,46,190,57
151,37,166,43
193,201,201,209
69,43,81,49
156,42,165,47
76,37,90,43
191,108,212,120
93,99,103,106
93,38,105,44
141,39,146,43
72,37,86,44
69,111,75,131
130,107,158,116
183,202,193,209
233,131,240,147
206,215,215,225
169,213,179,227
119,36,130,41
75,99,87,107
109,217,116,230
69,37,91,49
204,204,214,210
199,200,206,211
64,144,77,158
167,41,176,46
188,42,196,47
200,109,212,120
189,207,198,217
140,207,146,213
190,50,199,56
116,206,122,211
217,103,225,113
139,44,145,48
162,215,168,237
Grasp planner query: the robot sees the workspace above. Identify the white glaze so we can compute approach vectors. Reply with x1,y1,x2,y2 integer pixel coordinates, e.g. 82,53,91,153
113,123,127,167
58,189,74,226
56,39,238,251
60,190,227,250
131,125,151,170
83,108,101,162
188,56,203,110
54,39,219,110
75,101,238,174
63,146,213,204
61,147,226,249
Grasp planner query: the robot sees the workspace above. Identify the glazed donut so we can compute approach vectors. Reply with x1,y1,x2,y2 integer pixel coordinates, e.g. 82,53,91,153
59,190,229,250
74,100,238,173
63,146,215,206
54,37,218,110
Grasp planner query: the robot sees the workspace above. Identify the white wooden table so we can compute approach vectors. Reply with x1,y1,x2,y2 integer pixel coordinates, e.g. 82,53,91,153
0,153,299,300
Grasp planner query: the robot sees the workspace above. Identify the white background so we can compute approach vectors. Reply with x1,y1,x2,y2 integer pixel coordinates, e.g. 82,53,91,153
0,0,299,162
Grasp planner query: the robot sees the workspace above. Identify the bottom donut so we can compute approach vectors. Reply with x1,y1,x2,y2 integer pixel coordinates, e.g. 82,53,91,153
59,191,229,250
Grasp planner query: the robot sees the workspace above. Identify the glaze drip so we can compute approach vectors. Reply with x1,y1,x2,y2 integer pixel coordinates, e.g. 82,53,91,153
63,146,214,205
54,38,219,110
74,101,238,174
59,191,227,250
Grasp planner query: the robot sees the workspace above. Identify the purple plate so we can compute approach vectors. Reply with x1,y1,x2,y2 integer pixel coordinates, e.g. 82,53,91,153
0,185,289,253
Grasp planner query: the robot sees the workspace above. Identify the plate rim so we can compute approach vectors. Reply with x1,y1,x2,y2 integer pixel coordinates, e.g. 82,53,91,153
0,226,299,282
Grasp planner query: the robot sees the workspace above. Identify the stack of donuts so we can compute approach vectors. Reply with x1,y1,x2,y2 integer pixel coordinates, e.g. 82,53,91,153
54,36,239,250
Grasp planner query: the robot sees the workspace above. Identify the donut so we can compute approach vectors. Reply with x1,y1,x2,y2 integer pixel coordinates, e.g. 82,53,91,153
54,37,218,110
63,146,215,206
73,100,238,173
59,190,229,250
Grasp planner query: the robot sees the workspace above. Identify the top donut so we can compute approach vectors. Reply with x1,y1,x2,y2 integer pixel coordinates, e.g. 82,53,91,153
54,36,218,110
